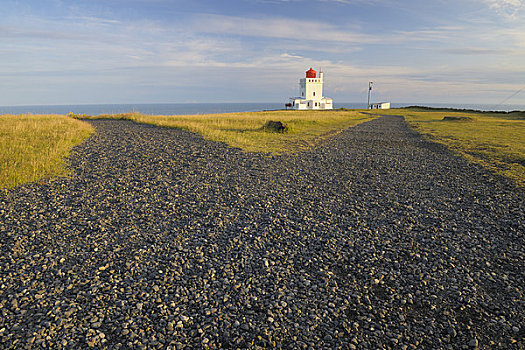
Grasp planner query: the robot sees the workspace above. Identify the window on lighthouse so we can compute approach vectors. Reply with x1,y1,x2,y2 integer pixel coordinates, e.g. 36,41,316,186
313,92,316,96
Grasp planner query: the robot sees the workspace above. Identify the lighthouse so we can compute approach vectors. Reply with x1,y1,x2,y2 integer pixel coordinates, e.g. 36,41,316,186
289,68,333,110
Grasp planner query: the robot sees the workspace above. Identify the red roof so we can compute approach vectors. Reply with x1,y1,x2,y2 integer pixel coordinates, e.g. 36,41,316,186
306,68,317,78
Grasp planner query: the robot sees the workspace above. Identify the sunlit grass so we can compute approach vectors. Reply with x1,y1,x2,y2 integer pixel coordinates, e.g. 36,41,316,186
386,108,525,188
4,107,523,190
83,110,376,154
0,114,94,189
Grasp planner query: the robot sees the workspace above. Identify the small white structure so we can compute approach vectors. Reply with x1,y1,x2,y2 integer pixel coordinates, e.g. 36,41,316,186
370,102,391,110
289,68,333,110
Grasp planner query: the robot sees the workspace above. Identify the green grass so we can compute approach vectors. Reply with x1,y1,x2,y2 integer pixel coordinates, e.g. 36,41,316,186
0,114,94,189
385,108,525,188
82,110,376,154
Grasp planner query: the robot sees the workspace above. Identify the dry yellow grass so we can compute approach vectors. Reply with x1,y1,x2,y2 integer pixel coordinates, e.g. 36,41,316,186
0,114,94,189
88,110,376,154
385,108,525,188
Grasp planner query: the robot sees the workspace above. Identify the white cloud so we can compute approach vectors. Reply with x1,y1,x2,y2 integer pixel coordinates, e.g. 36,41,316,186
189,14,375,44
67,16,122,25
444,47,513,55
482,0,525,19
280,53,304,59
500,28,525,47
185,14,494,48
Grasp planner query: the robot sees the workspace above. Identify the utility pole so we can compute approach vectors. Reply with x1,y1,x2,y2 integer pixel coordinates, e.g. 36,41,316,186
367,81,373,109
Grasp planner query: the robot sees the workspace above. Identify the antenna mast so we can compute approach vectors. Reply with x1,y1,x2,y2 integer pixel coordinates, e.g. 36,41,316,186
368,81,373,109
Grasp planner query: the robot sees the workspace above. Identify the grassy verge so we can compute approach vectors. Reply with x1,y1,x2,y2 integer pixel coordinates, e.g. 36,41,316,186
386,108,525,188
0,114,94,189
81,110,376,154
3,108,523,189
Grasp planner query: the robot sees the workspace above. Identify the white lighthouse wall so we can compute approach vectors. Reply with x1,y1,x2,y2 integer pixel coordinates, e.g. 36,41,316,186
300,78,324,100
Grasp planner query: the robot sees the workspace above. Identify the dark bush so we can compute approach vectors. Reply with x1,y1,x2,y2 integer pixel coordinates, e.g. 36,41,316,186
263,120,288,133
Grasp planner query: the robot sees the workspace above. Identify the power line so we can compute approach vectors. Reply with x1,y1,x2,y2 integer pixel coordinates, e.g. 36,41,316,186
492,86,525,110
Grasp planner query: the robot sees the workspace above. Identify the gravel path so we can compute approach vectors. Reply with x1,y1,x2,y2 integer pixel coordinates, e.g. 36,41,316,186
1,116,523,349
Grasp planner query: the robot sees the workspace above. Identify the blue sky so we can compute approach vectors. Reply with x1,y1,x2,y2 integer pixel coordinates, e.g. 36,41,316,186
1,0,524,106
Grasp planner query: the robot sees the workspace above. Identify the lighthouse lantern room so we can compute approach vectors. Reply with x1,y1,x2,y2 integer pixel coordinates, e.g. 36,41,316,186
289,68,333,110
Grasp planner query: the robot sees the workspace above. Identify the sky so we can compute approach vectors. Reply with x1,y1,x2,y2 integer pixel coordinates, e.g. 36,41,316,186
1,0,525,106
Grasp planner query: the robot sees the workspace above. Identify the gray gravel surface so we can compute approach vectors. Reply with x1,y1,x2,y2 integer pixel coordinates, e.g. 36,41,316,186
1,116,523,349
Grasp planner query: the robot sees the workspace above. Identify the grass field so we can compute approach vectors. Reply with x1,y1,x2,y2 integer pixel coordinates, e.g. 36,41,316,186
0,114,94,189
82,110,376,154
387,108,525,188
3,108,524,189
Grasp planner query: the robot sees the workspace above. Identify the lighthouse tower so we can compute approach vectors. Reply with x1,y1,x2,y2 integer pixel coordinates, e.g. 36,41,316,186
289,68,333,110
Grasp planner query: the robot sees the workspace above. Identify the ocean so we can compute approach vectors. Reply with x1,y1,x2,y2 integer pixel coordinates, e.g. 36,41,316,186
0,102,524,116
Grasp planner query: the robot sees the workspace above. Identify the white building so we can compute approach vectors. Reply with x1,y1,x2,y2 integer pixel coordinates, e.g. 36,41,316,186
370,102,391,110
289,68,333,110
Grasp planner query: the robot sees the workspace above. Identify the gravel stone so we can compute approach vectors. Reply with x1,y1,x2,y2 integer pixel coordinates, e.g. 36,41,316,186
0,116,523,349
